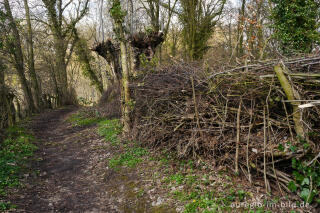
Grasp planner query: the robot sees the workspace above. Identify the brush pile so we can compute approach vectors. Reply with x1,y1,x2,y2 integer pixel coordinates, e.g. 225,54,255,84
132,55,320,193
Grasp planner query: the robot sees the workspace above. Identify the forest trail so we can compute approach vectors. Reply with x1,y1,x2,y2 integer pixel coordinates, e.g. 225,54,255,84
9,107,171,213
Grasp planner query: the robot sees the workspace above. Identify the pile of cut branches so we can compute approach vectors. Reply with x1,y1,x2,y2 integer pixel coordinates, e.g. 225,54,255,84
132,55,320,196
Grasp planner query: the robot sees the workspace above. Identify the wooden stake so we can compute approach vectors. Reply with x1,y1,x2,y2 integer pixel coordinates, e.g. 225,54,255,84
263,106,269,193
246,99,253,183
235,100,241,174
191,76,202,137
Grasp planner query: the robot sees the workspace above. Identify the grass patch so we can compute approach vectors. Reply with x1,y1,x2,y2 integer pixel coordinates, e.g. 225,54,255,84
0,126,37,210
167,173,185,185
97,118,148,170
67,112,103,127
98,119,122,146
109,147,148,170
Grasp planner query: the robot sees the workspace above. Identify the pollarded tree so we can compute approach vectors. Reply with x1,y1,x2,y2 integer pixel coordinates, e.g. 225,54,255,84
179,0,226,60
110,0,132,133
271,0,320,54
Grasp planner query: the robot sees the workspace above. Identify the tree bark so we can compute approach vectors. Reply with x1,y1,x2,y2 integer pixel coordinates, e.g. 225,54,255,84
237,0,246,57
23,0,42,111
54,37,69,105
116,22,131,134
110,0,133,134
0,57,7,128
4,0,35,113
0,57,16,128
256,0,264,59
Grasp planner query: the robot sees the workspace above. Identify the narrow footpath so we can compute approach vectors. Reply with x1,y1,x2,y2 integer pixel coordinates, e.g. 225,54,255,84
8,107,172,213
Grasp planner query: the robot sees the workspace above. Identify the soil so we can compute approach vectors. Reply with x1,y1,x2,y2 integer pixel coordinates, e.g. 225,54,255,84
7,107,175,213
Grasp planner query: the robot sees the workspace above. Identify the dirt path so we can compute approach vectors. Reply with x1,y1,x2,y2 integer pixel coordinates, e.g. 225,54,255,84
9,107,173,213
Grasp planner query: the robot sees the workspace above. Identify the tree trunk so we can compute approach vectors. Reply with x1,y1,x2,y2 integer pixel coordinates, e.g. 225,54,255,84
0,58,15,128
237,0,246,57
257,1,264,59
54,37,69,105
116,22,131,133
14,97,21,122
0,57,7,128
23,0,42,111
4,0,35,113
0,58,4,91
49,62,59,104
110,0,133,134
127,45,136,77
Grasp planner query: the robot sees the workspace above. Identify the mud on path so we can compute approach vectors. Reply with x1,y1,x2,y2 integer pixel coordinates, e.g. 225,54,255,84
8,107,174,213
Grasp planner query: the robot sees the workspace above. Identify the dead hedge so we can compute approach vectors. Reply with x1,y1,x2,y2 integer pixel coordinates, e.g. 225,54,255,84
131,55,320,193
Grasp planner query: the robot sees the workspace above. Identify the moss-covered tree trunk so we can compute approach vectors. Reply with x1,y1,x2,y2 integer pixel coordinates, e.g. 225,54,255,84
110,0,132,133
274,65,304,137
53,36,69,105
0,57,7,129
120,40,131,133
0,57,15,128
116,23,131,134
